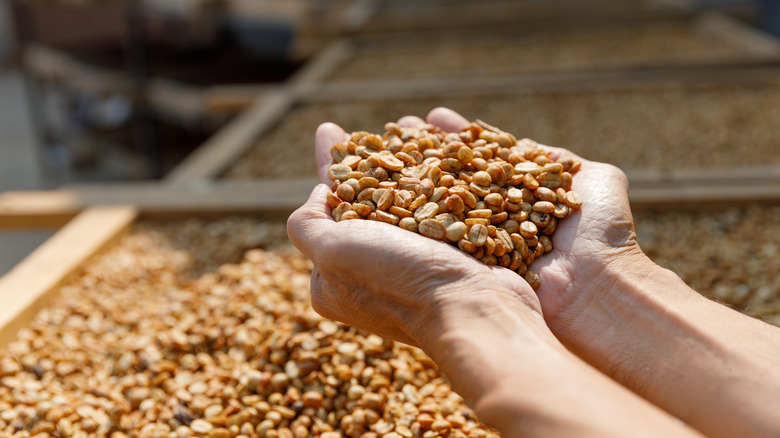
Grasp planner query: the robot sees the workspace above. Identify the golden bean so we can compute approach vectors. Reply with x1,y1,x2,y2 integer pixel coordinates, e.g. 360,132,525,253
329,164,351,181
389,206,413,219
483,193,503,207
399,217,418,232
445,222,468,242
378,154,404,171
565,191,583,209
376,211,400,225
337,183,356,202
414,203,440,222
467,209,493,219
377,189,395,211
468,224,488,246
525,270,541,289
519,221,537,238
533,201,555,214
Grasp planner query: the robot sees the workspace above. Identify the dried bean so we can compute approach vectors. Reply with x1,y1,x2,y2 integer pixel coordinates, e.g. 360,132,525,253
419,219,446,240
326,118,583,290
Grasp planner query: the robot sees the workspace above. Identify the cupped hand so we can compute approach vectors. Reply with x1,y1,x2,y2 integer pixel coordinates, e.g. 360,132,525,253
422,108,645,327
286,116,541,351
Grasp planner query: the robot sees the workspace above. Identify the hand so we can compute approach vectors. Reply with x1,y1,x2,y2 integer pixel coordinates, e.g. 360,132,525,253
286,115,542,352
417,107,644,325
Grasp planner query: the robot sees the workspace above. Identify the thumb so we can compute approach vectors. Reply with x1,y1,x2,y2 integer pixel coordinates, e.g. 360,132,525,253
287,184,333,257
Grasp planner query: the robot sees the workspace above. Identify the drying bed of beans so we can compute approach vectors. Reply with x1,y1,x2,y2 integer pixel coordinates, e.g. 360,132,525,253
329,17,757,83
224,81,780,180
0,218,498,438
635,206,780,325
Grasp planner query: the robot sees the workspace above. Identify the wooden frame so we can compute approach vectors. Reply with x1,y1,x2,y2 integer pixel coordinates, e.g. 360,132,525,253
351,0,692,35
0,179,318,229
0,206,138,348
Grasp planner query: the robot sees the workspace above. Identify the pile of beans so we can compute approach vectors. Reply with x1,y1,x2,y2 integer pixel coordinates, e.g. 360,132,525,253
0,218,497,438
223,82,780,181
331,18,751,82
326,120,582,289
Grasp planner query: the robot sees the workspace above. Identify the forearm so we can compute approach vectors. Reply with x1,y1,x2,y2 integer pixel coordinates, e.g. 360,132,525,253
551,251,780,438
424,291,702,438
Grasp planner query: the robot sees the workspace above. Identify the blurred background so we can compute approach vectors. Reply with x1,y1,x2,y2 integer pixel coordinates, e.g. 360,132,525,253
0,0,779,278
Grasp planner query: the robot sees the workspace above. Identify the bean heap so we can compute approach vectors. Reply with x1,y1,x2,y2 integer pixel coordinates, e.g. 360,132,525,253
0,219,498,438
326,120,582,289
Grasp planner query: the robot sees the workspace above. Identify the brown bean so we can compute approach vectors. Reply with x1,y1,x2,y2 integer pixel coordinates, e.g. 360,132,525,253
337,183,356,202
352,203,373,217
329,164,351,181
408,194,428,211
519,221,537,238
394,190,414,208
483,193,504,207
445,222,468,242
565,191,583,209
446,195,465,215
534,187,556,203
377,189,395,211
378,154,404,171
553,203,570,219
524,270,541,290
530,212,552,228
522,173,539,190
388,206,413,219
469,224,489,246
332,203,352,222
414,202,440,222
486,164,506,187
326,191,342,208
533,201,555,214
439,158,462,173
490,212,508,224
399,217,418,232
419,219,446,240
376,210,400,225
472,171,491,187
506,188,523,203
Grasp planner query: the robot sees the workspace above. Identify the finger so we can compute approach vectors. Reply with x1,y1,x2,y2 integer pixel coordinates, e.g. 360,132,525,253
427,107,469,132
316,123,349,185
398,115,425,127
287,184,333,257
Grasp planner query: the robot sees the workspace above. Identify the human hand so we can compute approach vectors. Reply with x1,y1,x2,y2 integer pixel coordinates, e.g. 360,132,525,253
286,115,543,352
415,107,644,322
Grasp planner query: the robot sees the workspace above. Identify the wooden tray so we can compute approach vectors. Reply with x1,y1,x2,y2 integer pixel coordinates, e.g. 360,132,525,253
327,12,780,83
206,66,780,187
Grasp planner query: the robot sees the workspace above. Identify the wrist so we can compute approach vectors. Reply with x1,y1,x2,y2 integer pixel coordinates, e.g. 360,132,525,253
422,288,563,405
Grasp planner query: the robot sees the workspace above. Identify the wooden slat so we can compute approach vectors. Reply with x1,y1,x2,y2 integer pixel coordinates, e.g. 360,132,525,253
0,206,137,348
165,39,353,184
308,65,780,102
0,179,319,229
164,90,297,185
356,0,688,34
3,167,780,228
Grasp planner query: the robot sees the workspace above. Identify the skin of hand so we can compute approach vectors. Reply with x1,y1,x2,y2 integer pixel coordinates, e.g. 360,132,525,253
425,108,780,438
286,111,705,438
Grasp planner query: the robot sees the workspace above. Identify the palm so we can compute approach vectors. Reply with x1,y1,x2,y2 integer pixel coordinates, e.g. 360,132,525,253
533,159,639,318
